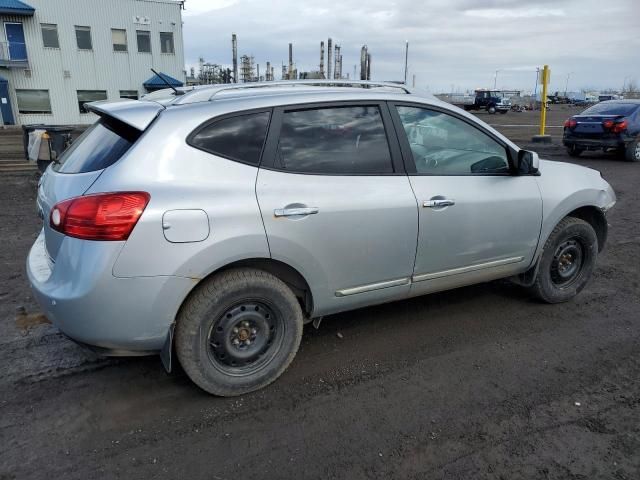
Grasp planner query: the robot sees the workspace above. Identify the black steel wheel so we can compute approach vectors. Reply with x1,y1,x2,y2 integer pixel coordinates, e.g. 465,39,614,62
530,217,598,303
207,300,284,376
176,268,304,396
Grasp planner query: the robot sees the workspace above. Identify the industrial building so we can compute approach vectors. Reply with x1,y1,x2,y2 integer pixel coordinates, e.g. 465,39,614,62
0,0,185,125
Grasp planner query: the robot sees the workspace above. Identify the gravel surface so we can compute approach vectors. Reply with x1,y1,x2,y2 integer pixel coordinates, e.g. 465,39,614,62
1,106,638,479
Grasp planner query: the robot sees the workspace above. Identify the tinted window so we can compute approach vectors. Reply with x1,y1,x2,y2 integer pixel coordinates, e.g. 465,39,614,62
275,106,393,174
54,118,140,173
137,30,151,53
396,106,509,175
41,24,59,48
16,89,51,114
77,90,107,113
190,112,270,166
160,32,174,53
75,26,92,50
112,29,127,51
582,103,639,116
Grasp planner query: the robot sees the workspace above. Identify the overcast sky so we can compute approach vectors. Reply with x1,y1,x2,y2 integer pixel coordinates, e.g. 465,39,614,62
182,0,639,93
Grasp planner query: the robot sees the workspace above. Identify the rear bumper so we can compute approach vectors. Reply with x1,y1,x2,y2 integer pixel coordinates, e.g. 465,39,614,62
563,135,627,150
27,230,195,352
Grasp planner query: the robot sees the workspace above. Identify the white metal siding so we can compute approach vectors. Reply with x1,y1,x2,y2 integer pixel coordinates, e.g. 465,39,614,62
0,0,185,125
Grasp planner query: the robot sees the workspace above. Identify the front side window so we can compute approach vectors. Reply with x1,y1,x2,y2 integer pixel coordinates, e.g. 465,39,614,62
54,117,140,173
41,24,59,48
111,28,127,52
77,90,107,113
16,89,52,114
160,32,174,53
189,111,270,166
75,26,92,50
396,106,509,175
275,106,393,174
136,30,151,53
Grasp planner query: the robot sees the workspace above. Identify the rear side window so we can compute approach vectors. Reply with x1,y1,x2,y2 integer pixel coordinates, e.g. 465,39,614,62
274,106,393,174
189,111,270,166
53,117,140,173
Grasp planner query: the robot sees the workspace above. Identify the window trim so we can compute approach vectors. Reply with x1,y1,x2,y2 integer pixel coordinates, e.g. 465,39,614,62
74,25,92,50
159,31,174,54
388,101,518,176
186,108,273,167
111,28,128,52
260,100,405,176
15,89,52,114
40,23,60,49
136,29,151,53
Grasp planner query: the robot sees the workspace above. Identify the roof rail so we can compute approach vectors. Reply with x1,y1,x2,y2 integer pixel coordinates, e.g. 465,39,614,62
210,80,411,98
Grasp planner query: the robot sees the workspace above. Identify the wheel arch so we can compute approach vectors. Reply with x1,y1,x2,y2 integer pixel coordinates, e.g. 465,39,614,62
180,257,314,319
566,205,607,253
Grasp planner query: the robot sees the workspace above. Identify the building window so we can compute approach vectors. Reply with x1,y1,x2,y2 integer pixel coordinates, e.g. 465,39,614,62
160,32,174,54
75,26,92,50
16,89,52,114
77,90,107,112
41,24,59,48
119,90,138,100
136,30,151,53
111,29,127,52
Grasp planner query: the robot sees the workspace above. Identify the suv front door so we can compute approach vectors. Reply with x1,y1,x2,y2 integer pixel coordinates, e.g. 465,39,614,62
390,103,542,295
257,102,418,317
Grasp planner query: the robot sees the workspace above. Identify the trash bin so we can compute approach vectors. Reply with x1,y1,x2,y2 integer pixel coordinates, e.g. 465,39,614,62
22,124,46,160
23,124,77,172
45,126,75,160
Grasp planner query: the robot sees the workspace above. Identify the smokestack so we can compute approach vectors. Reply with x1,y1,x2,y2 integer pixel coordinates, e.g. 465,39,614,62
319,41,325,79
271,65,274,81
266,61,271,81
288,43,293,80
327,38,332,80
366,53,371,80
334,44,340,79
360,45,367,80
256,64,260,82
232,34,238,83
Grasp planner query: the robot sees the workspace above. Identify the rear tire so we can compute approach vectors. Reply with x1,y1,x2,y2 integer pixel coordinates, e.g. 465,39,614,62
175,268,304,396
487,105,496,114
566,145,584,157
624,139,640,162
529,217,598,303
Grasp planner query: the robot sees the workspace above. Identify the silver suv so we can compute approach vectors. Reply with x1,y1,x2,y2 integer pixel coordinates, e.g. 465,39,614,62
27,81,616,396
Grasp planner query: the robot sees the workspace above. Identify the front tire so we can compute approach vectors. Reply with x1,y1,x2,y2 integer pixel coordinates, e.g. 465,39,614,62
624,139,640,162
530,217,598,303
487,105,496,114
175,268,304,396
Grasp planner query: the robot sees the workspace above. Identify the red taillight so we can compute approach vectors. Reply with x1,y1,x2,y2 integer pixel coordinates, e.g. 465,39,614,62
50,192,150,241
564,118,577,129
603,119,628,133
613,119,628,133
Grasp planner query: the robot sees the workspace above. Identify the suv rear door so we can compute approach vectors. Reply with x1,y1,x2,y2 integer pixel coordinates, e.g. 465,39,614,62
257,102,418,317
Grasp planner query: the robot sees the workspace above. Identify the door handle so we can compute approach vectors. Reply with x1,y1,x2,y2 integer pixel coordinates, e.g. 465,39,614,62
423,199,455,208
274,207,319,217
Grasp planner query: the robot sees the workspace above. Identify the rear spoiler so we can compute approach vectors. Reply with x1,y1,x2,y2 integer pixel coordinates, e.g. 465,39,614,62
85,99,164,131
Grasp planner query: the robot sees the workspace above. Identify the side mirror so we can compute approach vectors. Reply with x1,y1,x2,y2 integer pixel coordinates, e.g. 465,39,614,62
516,149,540,175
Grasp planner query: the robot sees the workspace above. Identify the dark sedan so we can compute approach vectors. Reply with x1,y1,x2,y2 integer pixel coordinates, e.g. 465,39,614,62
563,100,640,162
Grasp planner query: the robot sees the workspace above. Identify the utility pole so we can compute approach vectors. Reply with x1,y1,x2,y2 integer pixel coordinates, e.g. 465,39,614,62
403,41,409,84
493,69,501,89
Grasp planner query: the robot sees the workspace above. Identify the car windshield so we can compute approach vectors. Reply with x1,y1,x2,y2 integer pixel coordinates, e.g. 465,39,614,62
581,103,639,116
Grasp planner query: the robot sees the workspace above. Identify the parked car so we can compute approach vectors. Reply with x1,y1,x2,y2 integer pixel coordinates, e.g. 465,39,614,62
563,100,640,161
27,81,616,396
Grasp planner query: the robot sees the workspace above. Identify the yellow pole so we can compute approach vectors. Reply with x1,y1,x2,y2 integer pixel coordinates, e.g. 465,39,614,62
539,64,549,136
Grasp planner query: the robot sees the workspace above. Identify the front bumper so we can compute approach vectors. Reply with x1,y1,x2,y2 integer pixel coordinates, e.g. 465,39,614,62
27,230,196,352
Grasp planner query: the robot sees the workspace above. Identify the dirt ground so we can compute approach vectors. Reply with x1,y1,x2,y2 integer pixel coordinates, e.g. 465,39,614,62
1,105,638,479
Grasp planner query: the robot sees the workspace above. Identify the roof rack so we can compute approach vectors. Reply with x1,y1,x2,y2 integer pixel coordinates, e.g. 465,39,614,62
172,80,412,104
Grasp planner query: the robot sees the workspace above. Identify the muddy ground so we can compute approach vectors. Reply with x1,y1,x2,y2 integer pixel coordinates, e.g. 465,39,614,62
1,105,638,479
